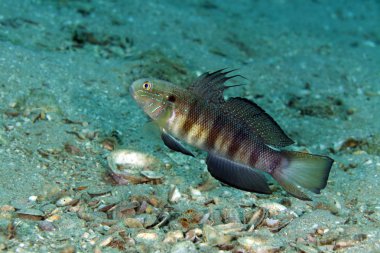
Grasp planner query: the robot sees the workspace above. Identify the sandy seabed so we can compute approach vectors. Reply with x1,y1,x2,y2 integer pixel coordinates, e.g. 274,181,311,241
0,1,379,252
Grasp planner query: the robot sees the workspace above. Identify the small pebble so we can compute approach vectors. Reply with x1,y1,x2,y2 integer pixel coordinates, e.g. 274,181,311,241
28,196,38,202
38,220,55,231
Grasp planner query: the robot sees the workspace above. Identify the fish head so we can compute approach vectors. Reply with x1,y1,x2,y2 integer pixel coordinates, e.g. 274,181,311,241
130,78,179,121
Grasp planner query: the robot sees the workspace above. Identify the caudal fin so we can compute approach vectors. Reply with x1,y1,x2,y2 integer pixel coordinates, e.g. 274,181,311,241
272,151,333,200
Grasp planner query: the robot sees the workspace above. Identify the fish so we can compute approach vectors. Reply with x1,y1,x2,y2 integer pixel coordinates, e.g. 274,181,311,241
129,69,334,200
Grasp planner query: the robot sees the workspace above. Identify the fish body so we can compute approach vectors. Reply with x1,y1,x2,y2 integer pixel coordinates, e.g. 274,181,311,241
130,70,333,200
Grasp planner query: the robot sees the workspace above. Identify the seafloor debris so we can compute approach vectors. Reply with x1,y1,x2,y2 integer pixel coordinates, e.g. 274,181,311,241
0,190,371,252
107,149,164,185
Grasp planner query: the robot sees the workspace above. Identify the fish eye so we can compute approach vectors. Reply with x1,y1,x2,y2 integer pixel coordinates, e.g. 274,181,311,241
143,81,152,90
167,94,176,102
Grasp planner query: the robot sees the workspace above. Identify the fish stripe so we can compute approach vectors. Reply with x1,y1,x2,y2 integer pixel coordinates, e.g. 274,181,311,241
249,149,259,167
182,100,200,135
205,113,225,149
227,126,247,159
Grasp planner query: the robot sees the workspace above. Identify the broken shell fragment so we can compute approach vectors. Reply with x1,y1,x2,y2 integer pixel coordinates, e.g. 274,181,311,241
168,186,182,203
189,187,203,201
221,208,241,224
247,207,267,230
203,224,232,246
16,209,44,220
185,228,202,242
108,150,161,171
264,218,280,227
99,236,113,247
163,230,184,243
259,202,287,216
38,220,56,231
124,218,144,228
107,149,163,185
137,214,157,228
135,231,160,243
140,170,164,179
154,212,170,228
213,222,246,234
56,196,75,207
87,186,112,197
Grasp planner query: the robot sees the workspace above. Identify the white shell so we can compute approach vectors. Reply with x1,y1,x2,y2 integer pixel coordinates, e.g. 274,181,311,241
56,196,74,207
168,186,182,203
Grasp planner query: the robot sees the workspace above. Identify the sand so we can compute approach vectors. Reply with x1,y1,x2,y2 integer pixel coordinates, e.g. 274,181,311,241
0,0,379,252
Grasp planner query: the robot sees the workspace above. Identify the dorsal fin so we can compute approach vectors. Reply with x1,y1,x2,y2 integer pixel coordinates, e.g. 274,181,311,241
187,69,243,104
222,97,294,147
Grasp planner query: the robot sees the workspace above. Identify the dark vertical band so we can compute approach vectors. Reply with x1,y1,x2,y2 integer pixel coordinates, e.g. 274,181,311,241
182,100,201,134
227,126,247,159
205,113,225,149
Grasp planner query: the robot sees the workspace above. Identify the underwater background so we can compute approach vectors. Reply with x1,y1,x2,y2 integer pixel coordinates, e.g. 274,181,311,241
0,0,379,252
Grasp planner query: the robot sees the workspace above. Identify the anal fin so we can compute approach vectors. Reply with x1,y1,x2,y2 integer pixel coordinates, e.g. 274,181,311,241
161,130,194,157
206,153,271,194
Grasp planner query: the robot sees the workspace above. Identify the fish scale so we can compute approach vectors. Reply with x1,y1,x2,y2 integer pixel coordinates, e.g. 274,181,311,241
130,70,334,200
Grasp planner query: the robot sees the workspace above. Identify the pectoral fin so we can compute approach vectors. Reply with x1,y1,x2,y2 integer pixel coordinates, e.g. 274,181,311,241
206,153,271,194
161,130,194,157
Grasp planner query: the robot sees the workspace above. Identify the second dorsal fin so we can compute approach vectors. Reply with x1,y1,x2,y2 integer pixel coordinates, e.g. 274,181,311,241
222,97,294,148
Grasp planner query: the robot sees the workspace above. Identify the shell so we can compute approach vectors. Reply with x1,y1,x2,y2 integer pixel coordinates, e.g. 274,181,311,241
154,212,170,228
237,231,283,252
259,202,287,216
99,236,113,247
107,149,163,185
124,218,144,228
135,232,160,243
189,187,203,201
56,196,75,207
111,201,139,219
203,224,232,246
163,230,184,243
185,228,202,242
16,209,44,220
247,207,267,230
108,149,161,171
264,218,280,227
38,220,56,231
221,208,241,223
168,186,182,203
87,186,112,197
213,223,246,234
140,170,164,179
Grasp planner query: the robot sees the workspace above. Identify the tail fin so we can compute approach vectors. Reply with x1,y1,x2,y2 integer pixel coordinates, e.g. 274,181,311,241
272,151,333,200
